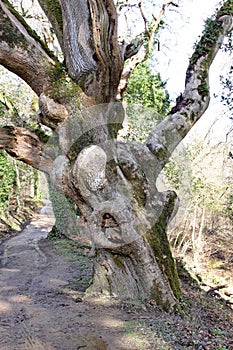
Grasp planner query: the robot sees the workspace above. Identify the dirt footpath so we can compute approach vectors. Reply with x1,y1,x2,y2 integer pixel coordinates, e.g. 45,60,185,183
1,205,233,350
0,205,138,350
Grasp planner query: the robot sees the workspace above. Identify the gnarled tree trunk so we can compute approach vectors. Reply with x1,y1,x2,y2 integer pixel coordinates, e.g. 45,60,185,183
0,0,232,310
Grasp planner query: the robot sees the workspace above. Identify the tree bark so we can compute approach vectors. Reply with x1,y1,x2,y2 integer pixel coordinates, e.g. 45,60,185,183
0,126,53,173
0,0,232,311
146,12,233,167
37,0,64,52
0,0,58,96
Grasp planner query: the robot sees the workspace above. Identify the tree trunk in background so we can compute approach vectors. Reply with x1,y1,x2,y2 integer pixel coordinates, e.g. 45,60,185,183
13,159,21,211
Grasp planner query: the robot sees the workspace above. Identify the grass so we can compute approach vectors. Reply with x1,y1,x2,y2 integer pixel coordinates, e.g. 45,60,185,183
51,233,233,349
52,238,93,292
118,260,233,349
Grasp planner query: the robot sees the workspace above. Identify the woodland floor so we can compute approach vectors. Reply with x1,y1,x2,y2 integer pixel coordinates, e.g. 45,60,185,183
0,205,233,350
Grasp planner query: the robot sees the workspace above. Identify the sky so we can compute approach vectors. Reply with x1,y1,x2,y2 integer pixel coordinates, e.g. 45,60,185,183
3,0,232,131
118,0,232,102
154,0,229,98
152,0,232,146
5,0,232,104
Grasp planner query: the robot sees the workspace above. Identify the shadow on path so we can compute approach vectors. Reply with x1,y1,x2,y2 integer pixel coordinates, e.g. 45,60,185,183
0,205,138,350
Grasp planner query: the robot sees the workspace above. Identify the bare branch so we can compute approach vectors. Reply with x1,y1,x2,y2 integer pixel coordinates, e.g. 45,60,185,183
146,1,175,53
118,1,178,99
0,0,57,96
138,1,150,38
0,126,53,173
145,5,233,167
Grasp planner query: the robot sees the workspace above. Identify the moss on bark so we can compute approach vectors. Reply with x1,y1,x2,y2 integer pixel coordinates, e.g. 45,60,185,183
1,0,56,58
38,0,63,34
146,218,182,300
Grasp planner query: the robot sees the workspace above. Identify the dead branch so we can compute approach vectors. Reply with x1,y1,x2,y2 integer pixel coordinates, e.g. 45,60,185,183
0,126,53,173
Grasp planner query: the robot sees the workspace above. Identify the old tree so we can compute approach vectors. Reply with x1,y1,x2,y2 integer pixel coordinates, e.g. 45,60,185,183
0,0,232,310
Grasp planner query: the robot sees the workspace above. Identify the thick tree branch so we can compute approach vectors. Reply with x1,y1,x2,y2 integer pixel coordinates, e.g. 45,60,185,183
59,0,123,102
89,0,122,70
0,126,53,173
0,1,73,131
145,4,233,167
0,0,57,96
37,0,64,53
88,0,124,100
59,0,96,80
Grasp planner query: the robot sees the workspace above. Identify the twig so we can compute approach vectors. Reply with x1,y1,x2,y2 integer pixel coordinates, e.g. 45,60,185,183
138,2,150,38
207,285,227,295
118,0,179,99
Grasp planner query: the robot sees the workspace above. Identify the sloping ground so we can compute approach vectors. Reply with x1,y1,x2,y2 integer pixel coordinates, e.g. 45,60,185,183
0,205,233,350
0,205,142,350
0,197,41,242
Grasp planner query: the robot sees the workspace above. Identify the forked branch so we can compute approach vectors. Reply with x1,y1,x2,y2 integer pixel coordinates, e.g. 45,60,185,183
118,1,178,99
60,0,123,100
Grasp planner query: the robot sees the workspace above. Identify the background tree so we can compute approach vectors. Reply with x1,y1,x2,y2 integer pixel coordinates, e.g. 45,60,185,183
0,0,232,310
123,62,170,141
0,77,41,236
